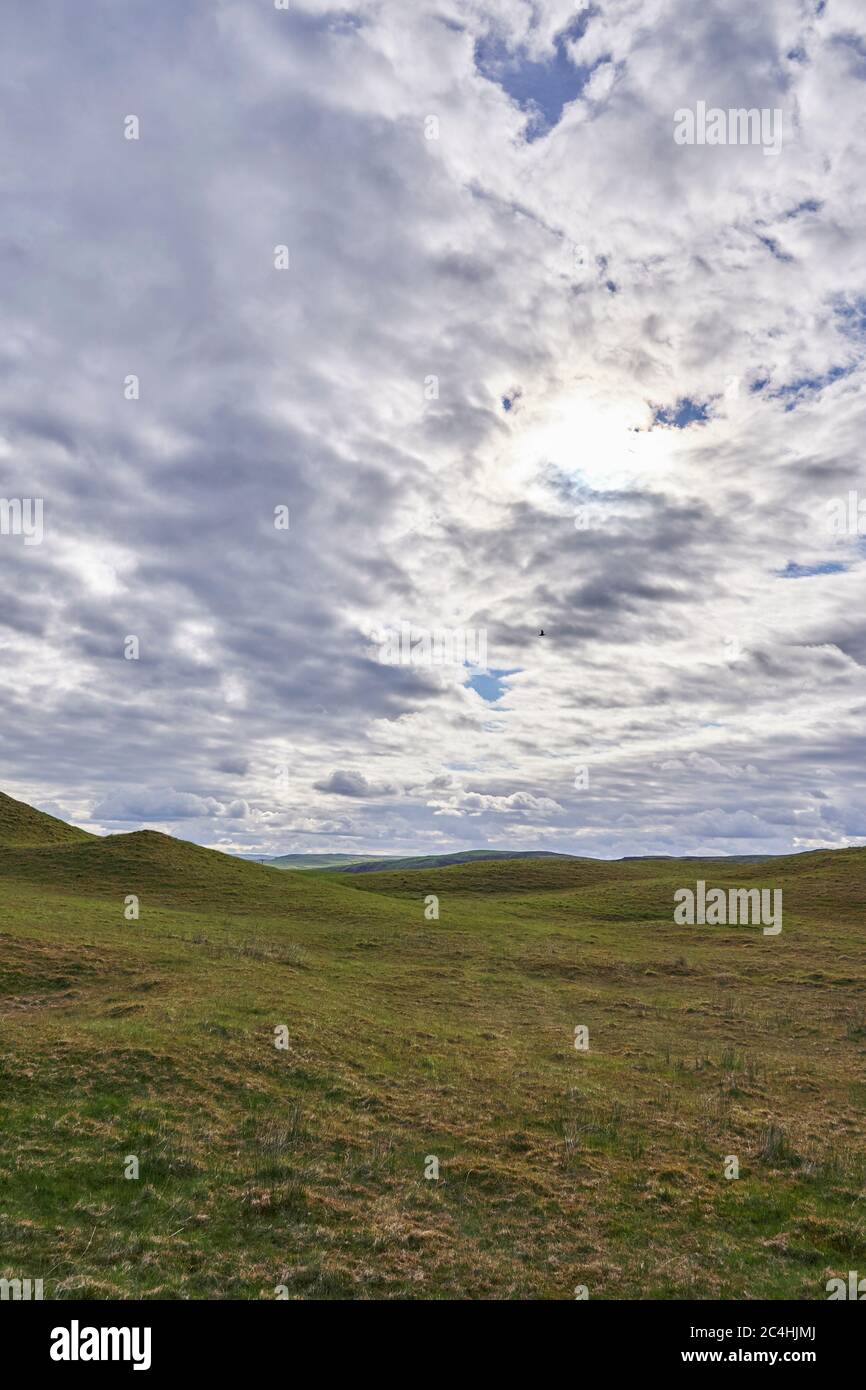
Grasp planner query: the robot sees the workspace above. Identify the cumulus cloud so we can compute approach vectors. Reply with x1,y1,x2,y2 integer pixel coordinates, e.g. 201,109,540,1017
0,0,864,858
313,770,396,798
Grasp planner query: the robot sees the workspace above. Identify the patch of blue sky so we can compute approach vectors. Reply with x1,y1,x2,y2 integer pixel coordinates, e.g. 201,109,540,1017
474,12,600,142
757,233,794,262
834,295,866,341
756,364,853,410
781,198,822,218
466,668,520,703
652,397,710,429
776,560,848,579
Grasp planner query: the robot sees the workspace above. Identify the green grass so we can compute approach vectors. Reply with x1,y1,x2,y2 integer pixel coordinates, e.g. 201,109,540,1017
0,790,864,1299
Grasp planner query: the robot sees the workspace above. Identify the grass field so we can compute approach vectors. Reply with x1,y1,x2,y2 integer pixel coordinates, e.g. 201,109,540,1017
0,791,864,1300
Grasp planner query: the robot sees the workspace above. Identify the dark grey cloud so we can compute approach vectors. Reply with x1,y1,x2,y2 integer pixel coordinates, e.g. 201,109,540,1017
313,770,396,798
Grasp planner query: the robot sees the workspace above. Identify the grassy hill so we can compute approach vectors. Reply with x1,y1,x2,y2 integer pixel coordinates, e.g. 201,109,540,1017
0,792,864,1299
345,845,866,917
0,828,307,914
0,803,384,923
0,789,93,847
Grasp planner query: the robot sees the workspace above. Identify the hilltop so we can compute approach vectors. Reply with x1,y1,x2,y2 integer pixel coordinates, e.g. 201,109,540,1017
0,789,93,848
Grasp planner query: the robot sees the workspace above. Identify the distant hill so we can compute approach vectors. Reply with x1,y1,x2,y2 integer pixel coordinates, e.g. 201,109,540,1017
620,853,784,863
255,853,378,871
258,849,814,874
261,848,577,874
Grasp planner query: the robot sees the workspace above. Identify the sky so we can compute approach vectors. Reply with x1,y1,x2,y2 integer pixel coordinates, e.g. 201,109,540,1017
1,0,865,859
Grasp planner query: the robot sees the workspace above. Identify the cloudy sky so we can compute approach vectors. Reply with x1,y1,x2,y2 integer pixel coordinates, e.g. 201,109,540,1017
2,0,865,858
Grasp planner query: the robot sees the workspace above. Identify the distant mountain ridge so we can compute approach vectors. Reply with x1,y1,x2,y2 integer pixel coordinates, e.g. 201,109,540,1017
252,849,800,874
256,849,578,873
253,853,378,870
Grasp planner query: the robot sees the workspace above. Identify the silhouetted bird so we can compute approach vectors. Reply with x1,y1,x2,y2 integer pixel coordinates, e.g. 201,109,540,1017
539,629,545,636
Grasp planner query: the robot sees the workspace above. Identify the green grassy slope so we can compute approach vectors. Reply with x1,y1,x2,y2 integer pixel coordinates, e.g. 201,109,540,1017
0,794,864,1300
348,845,866,914
343,853,666,895
0,790,92,847
0,823,389,925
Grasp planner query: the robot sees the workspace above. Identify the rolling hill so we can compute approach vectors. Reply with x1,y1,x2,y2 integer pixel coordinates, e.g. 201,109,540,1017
0,792,380,922
1,789,864,1300
0,789,93,848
